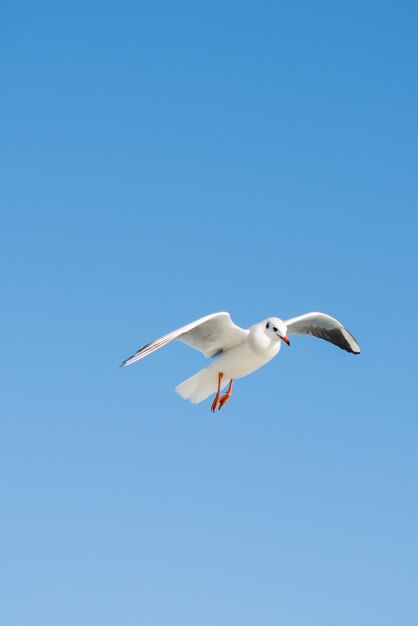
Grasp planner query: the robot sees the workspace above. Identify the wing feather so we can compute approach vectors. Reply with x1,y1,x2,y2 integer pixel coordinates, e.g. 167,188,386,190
120,312,249,367
284,312,360,354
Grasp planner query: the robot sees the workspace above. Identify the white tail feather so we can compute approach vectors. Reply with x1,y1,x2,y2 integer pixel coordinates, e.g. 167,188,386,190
175,368,228,404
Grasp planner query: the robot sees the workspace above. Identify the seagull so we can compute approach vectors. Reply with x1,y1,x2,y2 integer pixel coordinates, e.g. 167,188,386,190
121,311,360,411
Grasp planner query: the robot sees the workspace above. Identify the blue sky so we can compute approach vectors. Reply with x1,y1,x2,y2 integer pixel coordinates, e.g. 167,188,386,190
1,1,417,624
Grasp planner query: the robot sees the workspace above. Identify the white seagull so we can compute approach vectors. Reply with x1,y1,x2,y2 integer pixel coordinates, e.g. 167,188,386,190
121,311,360,411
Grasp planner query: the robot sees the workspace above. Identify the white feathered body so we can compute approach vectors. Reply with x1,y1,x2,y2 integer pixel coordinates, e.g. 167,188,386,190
175,323,281,404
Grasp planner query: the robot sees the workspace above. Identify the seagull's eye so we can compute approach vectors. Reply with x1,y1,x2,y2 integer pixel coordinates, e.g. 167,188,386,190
273,326,278,332
266,322,270,329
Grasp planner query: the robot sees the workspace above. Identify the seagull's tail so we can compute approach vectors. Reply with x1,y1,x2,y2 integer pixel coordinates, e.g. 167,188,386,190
175,368,227,404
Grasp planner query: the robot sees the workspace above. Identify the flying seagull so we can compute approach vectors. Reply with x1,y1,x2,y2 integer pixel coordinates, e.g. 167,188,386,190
121,311,360,411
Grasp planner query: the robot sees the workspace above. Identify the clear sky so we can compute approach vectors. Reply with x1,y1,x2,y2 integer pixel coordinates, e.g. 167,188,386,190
1,1,417,624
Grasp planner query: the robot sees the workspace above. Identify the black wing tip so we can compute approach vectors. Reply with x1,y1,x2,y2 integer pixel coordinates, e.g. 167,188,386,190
346,334,360,355
119,342,150,368
119,354,139,367
344,343,360,354
120,355,140,367
338,327,359,353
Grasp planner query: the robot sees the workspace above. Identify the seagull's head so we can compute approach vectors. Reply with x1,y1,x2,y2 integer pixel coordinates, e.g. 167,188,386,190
264,318,290,346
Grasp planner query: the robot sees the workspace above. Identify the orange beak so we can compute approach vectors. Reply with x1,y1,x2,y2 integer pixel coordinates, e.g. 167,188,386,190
281,336,291,346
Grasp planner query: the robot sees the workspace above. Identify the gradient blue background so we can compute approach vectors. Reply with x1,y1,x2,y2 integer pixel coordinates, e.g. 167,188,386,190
1,1,417,624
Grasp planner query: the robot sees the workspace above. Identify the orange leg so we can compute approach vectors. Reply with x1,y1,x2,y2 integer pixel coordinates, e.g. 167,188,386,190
211,372,223,413
218,378,234,410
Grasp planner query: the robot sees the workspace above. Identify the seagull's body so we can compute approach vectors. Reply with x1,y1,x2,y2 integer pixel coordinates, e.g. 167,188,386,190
206,320,282,380
121,311,360,411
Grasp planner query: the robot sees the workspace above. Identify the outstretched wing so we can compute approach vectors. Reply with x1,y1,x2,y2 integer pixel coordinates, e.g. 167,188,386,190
284,312,360,354
120,311,249,367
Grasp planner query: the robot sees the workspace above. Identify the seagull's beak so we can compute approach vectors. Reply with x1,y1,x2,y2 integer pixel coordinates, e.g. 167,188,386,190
281,336,291,346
